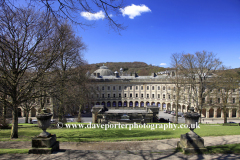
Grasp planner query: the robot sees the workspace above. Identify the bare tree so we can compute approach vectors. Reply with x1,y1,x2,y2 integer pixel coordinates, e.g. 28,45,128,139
50,22,86,122
1,0,126,33
0,6,61,138
181,51,222,123
20,99,37,123
170,53,185,123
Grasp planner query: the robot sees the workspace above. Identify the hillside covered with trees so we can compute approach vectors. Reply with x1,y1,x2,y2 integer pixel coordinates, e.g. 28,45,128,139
86,62,170,76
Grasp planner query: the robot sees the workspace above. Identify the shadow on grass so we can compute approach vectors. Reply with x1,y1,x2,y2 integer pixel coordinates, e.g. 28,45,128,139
56,130,174,142
206,143,240,154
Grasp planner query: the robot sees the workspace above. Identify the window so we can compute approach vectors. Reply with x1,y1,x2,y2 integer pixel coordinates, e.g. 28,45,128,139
147,94,149,98
168,86,170,90
108,94,110,98
97,86,99,91
210,89,212,92
113,94,115,98
163,94,165,99
113,86,115,90
130,86,132,90
124,94,127,97
47,98,50,104
141,94,143,98
158,94,160,98
136,86,138,90
173,95,175,99
218,89,220,92
158,86,160,90
108,86,110,90
102,86,104,90
119,86,121,90
130,93,132,97
97,94,99,98
163,86,165,90
141,86,143,90
136,94,138,97
102,94,104,98
210,98,212,104
168,95,170,99
124,86,127,90
147,86,149,90
152,94,154,98
152,86,154,90
218,98,220,103
119,93,121,97
233,89,235,92
202,98,205,103
233,98,235,103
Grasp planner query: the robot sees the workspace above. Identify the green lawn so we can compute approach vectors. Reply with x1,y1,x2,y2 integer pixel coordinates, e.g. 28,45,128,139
0,123,240,142
0,149,29,154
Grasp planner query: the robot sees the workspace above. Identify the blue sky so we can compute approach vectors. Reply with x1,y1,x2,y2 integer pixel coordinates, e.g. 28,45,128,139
76,0,240,69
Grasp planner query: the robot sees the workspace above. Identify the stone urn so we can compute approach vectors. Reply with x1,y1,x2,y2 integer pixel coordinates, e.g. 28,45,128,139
36,108,52,138
184,107,200,138
177,107,207,153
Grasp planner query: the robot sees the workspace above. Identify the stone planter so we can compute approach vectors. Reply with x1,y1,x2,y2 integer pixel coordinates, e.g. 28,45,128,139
29,108,59,154
36,109,52,138
177,107,207,153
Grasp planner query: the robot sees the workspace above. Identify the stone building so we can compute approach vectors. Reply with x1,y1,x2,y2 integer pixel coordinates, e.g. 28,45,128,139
89,65,240,120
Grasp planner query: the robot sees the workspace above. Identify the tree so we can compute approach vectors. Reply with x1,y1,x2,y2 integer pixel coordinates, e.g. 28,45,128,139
0,6,61,138
1,0,126,33
20,99,37,123
170,53,185,123
181,51,222,123
211,67,240,123
50,22,86,122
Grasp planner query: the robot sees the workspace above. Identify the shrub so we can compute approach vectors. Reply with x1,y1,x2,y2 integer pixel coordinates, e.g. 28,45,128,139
0,118,10,129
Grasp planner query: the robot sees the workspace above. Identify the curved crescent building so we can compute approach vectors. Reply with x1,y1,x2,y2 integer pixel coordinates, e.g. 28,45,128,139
89,65,240,119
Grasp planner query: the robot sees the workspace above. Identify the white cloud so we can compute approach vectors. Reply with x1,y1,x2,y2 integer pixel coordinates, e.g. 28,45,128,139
80,10,105,20
120,4,151,19
160,63,167,66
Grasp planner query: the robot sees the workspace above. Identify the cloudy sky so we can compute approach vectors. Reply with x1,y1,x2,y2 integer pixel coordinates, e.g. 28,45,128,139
76,0,240,69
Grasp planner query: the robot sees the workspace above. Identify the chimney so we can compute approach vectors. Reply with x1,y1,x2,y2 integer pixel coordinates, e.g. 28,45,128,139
152,73,156,77
114,71,119,77
134,72,138,77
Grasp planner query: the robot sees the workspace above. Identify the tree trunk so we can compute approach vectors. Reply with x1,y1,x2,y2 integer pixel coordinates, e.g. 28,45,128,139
10,106,18,138
25,110,29,123
58,102,64,122
3,103,6,124
223,107,227,123
77,104,82,122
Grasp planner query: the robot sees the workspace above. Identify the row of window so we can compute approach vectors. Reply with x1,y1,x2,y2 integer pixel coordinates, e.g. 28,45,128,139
96,86,238,93
94,93,175,99
204,98,236,104
97,86,176,91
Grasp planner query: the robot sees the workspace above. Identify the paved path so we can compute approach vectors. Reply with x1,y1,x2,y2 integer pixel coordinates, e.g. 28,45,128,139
1,135,240,159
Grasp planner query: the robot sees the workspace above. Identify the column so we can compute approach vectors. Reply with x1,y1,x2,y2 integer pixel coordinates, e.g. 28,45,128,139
236,110,239,118
206,109,209,118
214,108,217,118
221,110,224,118
229,109,232,118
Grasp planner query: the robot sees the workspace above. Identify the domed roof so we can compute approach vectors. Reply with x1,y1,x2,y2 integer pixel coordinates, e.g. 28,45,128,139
93,65,114,76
